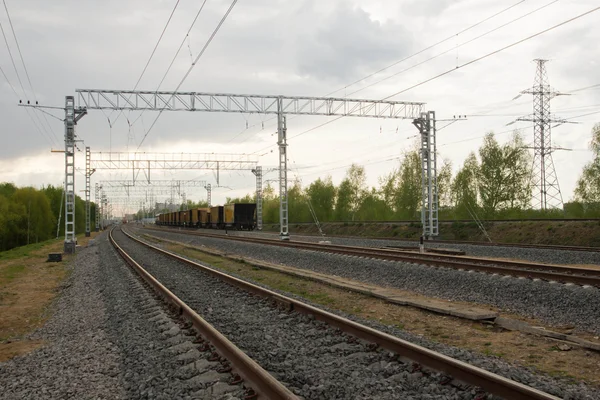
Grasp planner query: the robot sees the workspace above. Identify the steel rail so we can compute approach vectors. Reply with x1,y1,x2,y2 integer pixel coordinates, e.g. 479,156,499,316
121,226,560,400
108,227,298,400
148,227,600,287
261,223,600,253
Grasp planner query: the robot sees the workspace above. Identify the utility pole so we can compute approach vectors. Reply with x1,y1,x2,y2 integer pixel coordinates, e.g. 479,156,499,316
518,59,568,210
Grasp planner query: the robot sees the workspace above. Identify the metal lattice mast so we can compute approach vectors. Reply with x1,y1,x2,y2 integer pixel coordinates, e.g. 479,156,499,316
205,183,212,207
94,183,100,231
519,59,565,209
413,111,438,239
64,97,75,252
252,166,263,230
277,107,289,240
63,96,86,252
85,146,91,237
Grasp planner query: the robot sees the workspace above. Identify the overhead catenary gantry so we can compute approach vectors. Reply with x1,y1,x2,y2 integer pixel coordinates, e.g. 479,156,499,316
85,152,259,239
76,89,428,240
90,152,258,185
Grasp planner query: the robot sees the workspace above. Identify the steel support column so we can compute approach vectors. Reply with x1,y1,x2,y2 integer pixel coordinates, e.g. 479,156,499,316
85,146,91,237
413,111,438,239
94,183,100,231
205,183,212,207
252,166,263,230
277,99,289,240
64,97,76,253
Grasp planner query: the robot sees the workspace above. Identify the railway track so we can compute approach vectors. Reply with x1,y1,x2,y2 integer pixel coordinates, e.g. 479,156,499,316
147,226,600,288
109,228,297,399
255,228,600,253
113,225,561,400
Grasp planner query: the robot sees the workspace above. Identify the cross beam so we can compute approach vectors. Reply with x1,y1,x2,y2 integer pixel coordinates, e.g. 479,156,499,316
77,90,424,119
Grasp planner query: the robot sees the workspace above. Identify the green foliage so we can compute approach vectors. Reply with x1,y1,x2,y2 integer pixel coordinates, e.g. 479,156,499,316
0,183,94,251
452,152,479,219
575,124,600,203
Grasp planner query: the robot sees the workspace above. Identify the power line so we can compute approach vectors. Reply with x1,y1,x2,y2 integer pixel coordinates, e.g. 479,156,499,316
347,0,559,98
251,1,565,155
137,0,239,150
130,0,208,128
326,1,527,97
239,1,529,148
0,17,55,146
112,0,181,126
383,6,600,100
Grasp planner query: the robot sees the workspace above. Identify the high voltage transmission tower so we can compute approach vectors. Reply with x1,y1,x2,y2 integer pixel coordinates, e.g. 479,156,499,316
518,59,569,210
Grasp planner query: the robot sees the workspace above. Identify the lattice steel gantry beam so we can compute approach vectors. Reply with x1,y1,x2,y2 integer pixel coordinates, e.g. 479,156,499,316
76,90,424,119
77,89,425,240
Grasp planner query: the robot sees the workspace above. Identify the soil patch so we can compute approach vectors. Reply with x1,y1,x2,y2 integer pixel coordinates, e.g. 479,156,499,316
0,233,99,361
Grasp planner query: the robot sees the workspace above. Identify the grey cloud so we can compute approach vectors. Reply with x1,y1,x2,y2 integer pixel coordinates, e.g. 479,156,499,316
401,0,459,17
293,4,414,83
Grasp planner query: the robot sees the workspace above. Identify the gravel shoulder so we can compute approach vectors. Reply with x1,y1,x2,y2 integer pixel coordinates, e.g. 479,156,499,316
0,232,244,400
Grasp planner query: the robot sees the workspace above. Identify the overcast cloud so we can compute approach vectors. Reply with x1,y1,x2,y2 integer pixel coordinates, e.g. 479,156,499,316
0,0,599,212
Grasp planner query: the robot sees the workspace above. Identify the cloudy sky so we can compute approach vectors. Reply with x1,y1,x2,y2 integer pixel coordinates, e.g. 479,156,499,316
0,0,598,214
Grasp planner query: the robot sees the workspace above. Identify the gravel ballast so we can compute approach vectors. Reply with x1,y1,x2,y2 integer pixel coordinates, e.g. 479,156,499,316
114,228,487,399
217,228,600,266
139,227,600,336
0,233,246,400
126,227,600,399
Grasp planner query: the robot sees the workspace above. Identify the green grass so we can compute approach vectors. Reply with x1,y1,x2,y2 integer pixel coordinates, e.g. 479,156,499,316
0,265,26,285
0,239,58,261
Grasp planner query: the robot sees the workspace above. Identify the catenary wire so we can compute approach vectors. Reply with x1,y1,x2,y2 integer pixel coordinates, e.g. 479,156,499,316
383,6,600,100
3,0,59,142
0,19,55,146
137,0,239,150
130,0,208,128
346,0,559,98
236,1,530,147
252,1,578,155
112,0,181,126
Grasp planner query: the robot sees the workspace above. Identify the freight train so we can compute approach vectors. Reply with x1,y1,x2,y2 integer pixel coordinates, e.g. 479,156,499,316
156,203,257,230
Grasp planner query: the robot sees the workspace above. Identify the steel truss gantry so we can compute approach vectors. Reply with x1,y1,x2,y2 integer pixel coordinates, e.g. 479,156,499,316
91,152,258,185
76,89,425,239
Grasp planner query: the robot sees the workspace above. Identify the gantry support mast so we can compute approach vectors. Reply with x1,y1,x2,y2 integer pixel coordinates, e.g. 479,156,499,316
63,96,87,252
413,111,438,238
76,89,424,240
252,166,263,231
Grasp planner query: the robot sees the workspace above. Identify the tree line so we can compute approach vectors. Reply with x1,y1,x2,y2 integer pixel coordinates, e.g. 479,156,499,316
0,183,94,251
225,125,600,224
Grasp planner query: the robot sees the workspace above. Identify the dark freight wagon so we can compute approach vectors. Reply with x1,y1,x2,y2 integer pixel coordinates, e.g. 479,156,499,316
224,203,256,230
210,206,224,229
199,208,211,228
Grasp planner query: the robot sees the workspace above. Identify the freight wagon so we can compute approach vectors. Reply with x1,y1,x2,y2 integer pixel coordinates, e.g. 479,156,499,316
156,203,256,231
224,203,256,230
210,206,224,229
